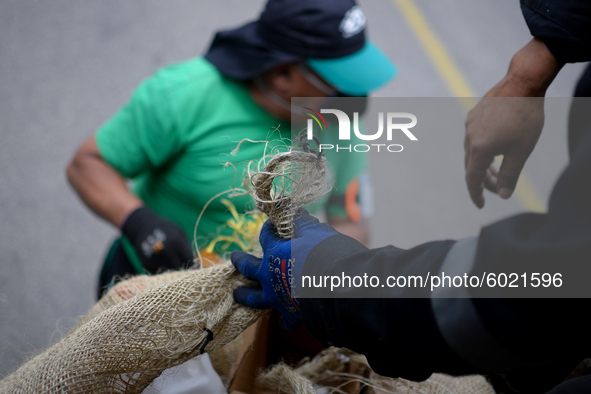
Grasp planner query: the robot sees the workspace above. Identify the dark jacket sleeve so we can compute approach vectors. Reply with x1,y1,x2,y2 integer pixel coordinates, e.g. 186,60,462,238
521,0,591,63
299,237,477,381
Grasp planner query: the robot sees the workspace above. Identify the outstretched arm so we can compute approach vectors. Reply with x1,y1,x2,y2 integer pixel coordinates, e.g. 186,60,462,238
67,136,193,273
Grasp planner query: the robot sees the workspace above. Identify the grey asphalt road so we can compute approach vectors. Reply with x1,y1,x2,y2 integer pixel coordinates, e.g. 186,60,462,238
0,0,586,378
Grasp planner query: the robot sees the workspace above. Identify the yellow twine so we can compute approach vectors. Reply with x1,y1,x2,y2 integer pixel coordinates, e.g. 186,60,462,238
204,199,266,255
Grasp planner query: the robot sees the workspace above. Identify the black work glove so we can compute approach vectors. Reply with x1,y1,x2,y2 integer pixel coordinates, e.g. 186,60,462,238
121,207,194,273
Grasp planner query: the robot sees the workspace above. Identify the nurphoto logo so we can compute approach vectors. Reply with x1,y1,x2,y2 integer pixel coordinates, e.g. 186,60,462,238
304,108,418,153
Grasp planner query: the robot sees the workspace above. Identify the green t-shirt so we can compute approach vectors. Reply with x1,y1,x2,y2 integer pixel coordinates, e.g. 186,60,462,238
96,57,366,252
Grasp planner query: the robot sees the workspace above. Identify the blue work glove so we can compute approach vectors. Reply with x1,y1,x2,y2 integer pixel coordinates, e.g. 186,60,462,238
231,211,340,330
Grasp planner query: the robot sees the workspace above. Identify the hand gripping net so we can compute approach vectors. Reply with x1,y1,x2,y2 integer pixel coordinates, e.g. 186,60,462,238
0,143,495,394
0,144,329,393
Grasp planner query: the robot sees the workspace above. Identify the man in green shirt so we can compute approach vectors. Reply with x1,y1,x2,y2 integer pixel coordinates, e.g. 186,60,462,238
67,0,396,298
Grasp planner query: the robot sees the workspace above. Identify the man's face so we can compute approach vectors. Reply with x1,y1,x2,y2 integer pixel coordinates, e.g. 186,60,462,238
257,63,338,121
292,63,338,98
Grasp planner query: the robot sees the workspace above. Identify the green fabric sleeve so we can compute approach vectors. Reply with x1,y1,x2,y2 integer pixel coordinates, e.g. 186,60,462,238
95,74,182,179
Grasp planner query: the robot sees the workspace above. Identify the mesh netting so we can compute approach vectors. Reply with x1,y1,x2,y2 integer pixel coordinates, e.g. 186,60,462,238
0,264,263,393
258,348,495,394
69,270,245,387
247,141,330,238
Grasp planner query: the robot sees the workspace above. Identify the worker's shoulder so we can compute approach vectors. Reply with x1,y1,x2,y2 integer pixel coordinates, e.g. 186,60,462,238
149,57,234,96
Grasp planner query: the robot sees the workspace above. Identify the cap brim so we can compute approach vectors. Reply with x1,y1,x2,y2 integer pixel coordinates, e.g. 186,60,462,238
306,41,397,95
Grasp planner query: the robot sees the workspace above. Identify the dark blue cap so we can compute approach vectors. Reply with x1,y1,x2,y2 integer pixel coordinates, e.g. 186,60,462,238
205,0,396,95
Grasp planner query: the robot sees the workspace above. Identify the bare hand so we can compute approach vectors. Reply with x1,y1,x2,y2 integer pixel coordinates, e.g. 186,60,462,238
465,95,544,208
464,38,562,208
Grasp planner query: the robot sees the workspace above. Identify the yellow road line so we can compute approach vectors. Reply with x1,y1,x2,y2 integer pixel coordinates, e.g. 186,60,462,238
392,0,474,100
391,0,545,212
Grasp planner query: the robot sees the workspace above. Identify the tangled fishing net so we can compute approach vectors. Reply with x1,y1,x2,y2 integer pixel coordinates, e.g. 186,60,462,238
0,265,263,393
247,135,329,238
0,139,495,394
257,348,494,394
